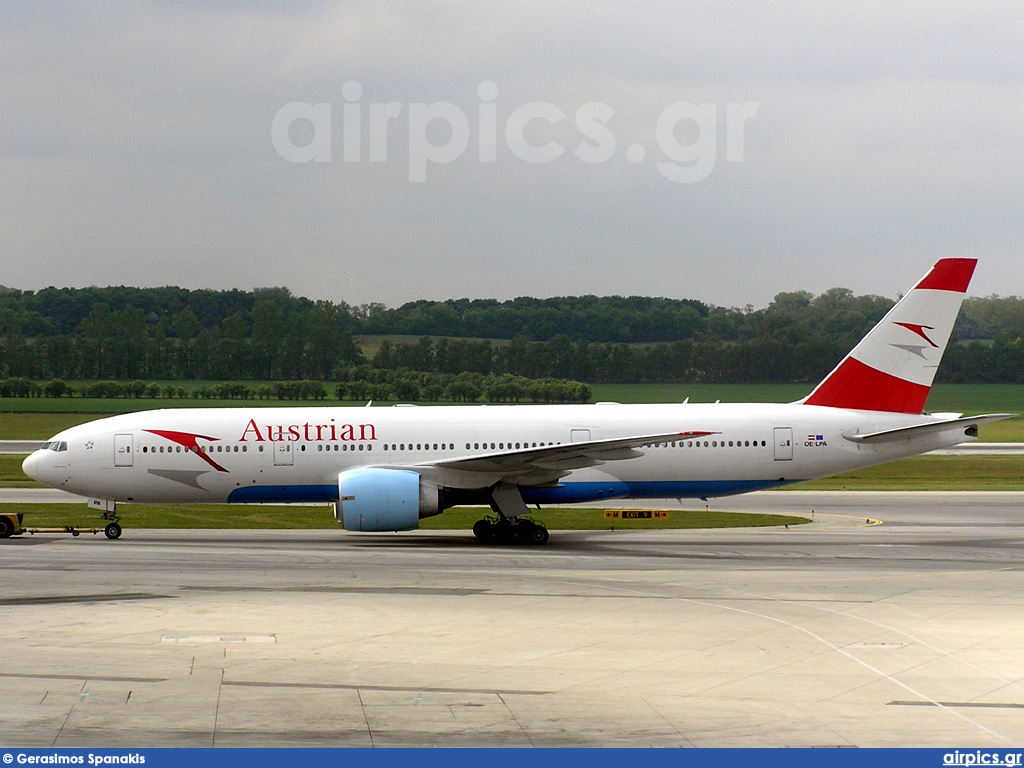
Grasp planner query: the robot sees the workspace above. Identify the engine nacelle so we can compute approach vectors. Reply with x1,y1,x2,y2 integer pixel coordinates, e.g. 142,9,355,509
334,468,441,532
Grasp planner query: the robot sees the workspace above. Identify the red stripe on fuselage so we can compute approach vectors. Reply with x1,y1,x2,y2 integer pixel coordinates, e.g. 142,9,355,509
804,357,930,413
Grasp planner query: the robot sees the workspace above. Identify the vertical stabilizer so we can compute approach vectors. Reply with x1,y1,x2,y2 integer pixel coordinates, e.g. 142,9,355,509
802,258,976,413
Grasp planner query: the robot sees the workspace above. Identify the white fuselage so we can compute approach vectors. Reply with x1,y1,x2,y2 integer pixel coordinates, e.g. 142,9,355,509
23,402,971,507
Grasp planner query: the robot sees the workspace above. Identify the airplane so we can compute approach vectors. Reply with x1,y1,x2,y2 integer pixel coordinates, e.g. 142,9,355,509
16,258,1013,544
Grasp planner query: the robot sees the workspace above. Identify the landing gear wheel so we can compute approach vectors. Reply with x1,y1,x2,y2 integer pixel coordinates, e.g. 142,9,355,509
104,522,122,540
529,525,549,545
472,519,494,542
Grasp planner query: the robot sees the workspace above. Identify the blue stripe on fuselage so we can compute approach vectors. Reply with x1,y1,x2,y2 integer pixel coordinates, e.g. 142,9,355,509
522,480,791,504
228,485,337,503
226,479,794,505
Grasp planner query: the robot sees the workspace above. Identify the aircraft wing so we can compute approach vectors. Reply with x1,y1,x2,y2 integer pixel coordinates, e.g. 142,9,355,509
406,430,716,488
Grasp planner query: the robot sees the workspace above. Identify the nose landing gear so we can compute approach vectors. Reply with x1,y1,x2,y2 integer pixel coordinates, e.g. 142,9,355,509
98,502,122,539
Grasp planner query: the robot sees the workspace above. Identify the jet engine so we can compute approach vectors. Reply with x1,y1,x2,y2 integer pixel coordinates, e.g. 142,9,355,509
334,468,441,532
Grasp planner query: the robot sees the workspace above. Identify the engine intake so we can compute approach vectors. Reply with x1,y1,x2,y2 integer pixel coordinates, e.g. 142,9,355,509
334,468,440,532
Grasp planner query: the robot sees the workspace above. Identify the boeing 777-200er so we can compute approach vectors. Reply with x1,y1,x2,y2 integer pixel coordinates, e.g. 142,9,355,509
16,259,1014,544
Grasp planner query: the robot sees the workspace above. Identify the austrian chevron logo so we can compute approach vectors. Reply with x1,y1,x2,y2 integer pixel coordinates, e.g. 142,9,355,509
890,322,939,359
893,322,939,347
144,429,229,473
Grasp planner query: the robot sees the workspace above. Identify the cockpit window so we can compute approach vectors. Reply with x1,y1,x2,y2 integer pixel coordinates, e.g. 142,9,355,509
40,441,67,452
57,442,68,452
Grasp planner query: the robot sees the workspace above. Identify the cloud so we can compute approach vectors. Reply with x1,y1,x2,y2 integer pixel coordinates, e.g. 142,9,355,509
1,1,1021,308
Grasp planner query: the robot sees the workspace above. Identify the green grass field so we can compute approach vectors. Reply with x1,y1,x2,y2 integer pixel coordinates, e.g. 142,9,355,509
0,503,809,532
797,455,1024,491
0,454,37,486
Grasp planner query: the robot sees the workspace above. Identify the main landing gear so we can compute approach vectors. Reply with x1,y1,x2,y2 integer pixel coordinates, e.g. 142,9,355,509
472,515,549,545
472,482,550,546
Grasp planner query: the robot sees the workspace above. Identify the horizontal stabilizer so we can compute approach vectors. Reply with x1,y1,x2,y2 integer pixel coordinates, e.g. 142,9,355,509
844,414,1015,444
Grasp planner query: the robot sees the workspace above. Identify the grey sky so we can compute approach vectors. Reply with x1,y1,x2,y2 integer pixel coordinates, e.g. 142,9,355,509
2,1,1021,309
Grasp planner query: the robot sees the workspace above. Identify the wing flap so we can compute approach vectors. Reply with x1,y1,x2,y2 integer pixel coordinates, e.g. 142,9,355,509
426,430,716,478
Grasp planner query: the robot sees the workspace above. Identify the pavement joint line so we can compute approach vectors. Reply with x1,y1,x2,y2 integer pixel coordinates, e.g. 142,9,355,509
0,672,167,683
356,688,374,748
559,576,1017,746
0,593,173,606
212,669,224,749
726,588,1024,699
890,701,1024,709
223,680,550,696
497,692,535,747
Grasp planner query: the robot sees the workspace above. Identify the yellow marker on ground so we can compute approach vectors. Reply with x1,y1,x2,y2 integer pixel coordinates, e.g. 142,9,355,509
604,510,669,520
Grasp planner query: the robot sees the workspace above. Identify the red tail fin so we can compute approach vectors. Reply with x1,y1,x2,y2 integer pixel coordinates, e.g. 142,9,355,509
803,258,976,413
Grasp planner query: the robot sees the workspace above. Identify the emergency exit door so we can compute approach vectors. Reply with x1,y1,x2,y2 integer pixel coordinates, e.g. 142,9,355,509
114,433,134,467
773,427,793,461
274,441,294,466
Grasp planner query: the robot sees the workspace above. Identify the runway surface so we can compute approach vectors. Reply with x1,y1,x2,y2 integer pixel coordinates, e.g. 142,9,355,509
2,492,1023,748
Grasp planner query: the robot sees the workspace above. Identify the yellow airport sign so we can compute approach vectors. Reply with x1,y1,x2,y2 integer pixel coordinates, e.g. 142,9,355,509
604,510,669,520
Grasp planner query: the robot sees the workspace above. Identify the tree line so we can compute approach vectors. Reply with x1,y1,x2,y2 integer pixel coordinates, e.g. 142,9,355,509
2,284,1023,384
0,372,592,404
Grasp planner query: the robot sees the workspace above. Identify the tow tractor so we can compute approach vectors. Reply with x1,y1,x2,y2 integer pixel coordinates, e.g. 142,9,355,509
0,511,123,540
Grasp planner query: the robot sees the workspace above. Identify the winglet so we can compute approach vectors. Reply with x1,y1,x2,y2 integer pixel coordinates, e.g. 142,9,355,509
803,258,976,414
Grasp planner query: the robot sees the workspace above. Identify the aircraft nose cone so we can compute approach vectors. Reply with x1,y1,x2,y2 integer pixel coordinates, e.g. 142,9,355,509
22,450,50,484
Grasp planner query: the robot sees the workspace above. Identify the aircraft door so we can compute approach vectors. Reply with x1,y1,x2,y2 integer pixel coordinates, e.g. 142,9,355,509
114,433,134,467
570,429,591,443
273,441,294,466
773,427,793,461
